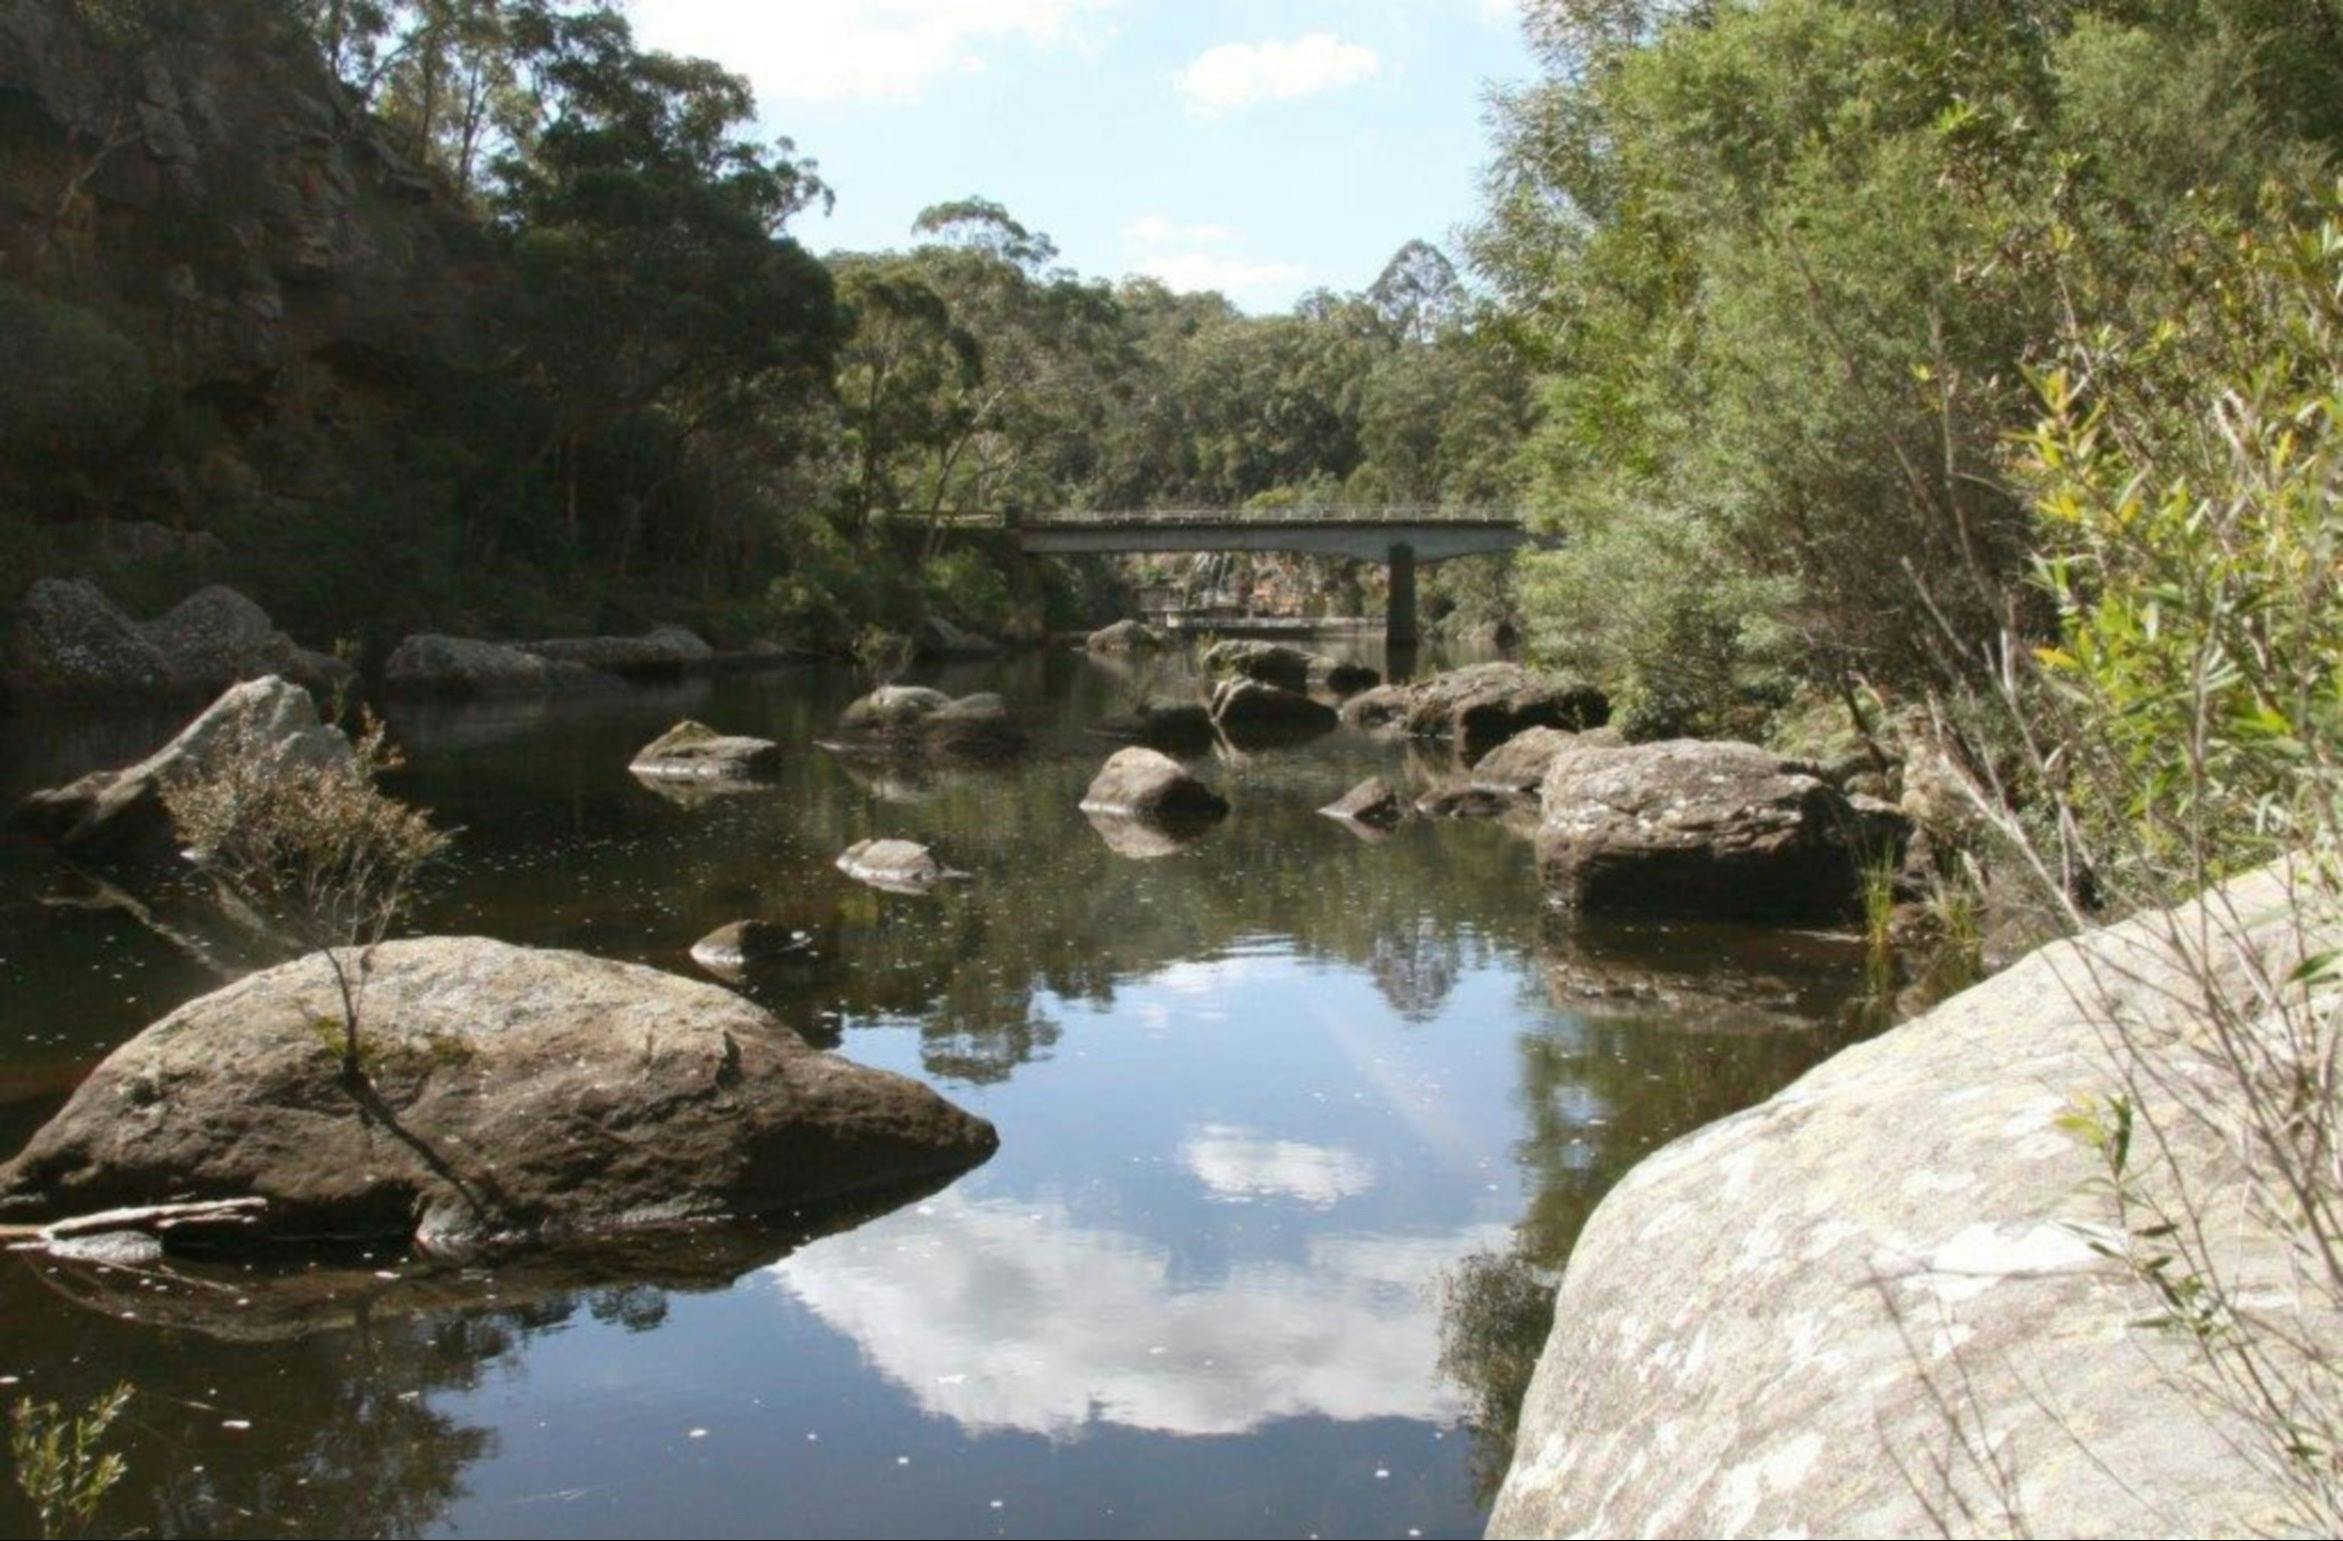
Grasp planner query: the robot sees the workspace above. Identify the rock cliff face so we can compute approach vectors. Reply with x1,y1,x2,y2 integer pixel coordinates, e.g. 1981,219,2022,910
1488,861,2328,1538
0,0,481,407
0,0,491,603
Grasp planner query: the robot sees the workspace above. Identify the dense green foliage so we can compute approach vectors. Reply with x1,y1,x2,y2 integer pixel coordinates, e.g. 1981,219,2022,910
1476,0,2343,735
2,0,1525,652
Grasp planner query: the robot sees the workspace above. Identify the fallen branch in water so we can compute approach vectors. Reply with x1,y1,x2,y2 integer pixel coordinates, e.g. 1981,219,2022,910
0,1197,267,1248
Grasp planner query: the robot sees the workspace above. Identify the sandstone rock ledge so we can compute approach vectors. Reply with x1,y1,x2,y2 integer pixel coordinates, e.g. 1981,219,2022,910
0,937,998,1253
1488,860,2327,1538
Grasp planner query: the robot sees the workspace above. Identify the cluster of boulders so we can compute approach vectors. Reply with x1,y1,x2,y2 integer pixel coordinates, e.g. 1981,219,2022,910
3,578,350,700
1204,638,1380,697
829,685,1026,759
1342,661,1609,752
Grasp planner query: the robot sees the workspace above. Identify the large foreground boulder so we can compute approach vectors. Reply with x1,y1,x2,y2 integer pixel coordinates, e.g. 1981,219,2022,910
1489,861,2322,1537
629,720,783,782
1079,747,1230,823
10,676,352,856
1342,663,1608,751
384,634,621,696
1471,726,1619,794
4,577,177,695
1536,739,1905,919
0,937,998,1251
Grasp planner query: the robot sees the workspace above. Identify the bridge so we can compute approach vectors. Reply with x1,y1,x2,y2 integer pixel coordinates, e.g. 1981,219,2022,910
989,507,1542,647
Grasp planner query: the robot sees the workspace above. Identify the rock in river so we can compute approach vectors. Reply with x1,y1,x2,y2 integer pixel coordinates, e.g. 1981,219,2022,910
1209,676,1337,742
1341,663,1608,752
1085,618,1165,654
833,686,1025,758
4,577,178,696
11,676,352,857
836,838,963,894
385,633,622,697
629,720,784,782
1079,747,1230,824
0,937,998,1251
1319,775,1404,831
523,624,714,678
1204,639,1377,696
690,919,814,980
1489,859,2321,1537
1535,738,1907,920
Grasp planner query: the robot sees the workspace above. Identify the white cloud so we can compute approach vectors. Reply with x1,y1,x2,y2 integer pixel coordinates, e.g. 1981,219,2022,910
1123,215,1235,247
768,1191,1501,1438
1118,219,1305,304
1175,33,1381,115
1182,1126,1377,1207
629,0,1119,106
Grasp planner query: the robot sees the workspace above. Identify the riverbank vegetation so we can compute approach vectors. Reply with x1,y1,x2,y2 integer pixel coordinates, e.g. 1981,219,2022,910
0,0,1525,656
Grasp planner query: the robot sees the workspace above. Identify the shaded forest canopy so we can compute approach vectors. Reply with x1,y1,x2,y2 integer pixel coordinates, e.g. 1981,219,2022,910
0,0,1522,653
3,0,2341,708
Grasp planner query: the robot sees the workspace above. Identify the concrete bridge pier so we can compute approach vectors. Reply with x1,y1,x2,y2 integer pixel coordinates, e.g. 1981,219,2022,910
1386,542,1418,650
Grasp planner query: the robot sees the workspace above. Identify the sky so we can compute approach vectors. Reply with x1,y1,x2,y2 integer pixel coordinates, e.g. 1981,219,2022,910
624,1,1537,313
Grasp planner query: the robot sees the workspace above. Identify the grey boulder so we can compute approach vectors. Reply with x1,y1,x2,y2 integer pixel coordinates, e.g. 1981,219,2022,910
629,720,784,782
0,937,998,1251
1079,747,1230,823
1536,739,1906,919
11,676,352,857
836,838,963,894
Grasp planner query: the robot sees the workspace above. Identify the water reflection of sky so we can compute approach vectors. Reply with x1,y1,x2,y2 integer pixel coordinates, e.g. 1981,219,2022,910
0,652,1881,1540
760,950,1528,1447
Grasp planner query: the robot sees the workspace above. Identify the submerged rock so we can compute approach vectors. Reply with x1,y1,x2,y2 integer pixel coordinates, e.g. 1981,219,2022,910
836,838,963,894
1083,808,1218,860
1415,783,1526,820
690,919,814,980
0,937,997,1251
11,676,352,857
1490,860,2321,1537
1536,739,1906,920
1085,619,1165,654
1341,663,1608,752
628,720,784,782
384,634,621,697
4,577,178,695
1319,775,1405,831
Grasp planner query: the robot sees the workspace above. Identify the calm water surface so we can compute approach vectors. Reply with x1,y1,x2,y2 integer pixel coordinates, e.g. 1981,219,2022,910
0,644,1886,1538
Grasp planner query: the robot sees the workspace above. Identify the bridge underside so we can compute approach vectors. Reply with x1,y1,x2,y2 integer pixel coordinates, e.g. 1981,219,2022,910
1017,521,1535,648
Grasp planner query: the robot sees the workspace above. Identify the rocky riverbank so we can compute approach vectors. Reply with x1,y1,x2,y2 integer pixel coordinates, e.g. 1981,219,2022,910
1487,859,2327,1537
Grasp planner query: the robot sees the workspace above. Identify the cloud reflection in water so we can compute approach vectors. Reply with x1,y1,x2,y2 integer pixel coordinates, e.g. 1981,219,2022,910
766,1192,1504,1439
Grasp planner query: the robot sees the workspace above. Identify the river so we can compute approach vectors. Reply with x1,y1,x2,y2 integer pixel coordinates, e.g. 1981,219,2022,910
0,642,1889,1538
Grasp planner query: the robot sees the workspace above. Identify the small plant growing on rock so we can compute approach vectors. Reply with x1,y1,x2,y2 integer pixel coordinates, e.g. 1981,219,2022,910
9,1382,130,1540
162,713,451,1085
